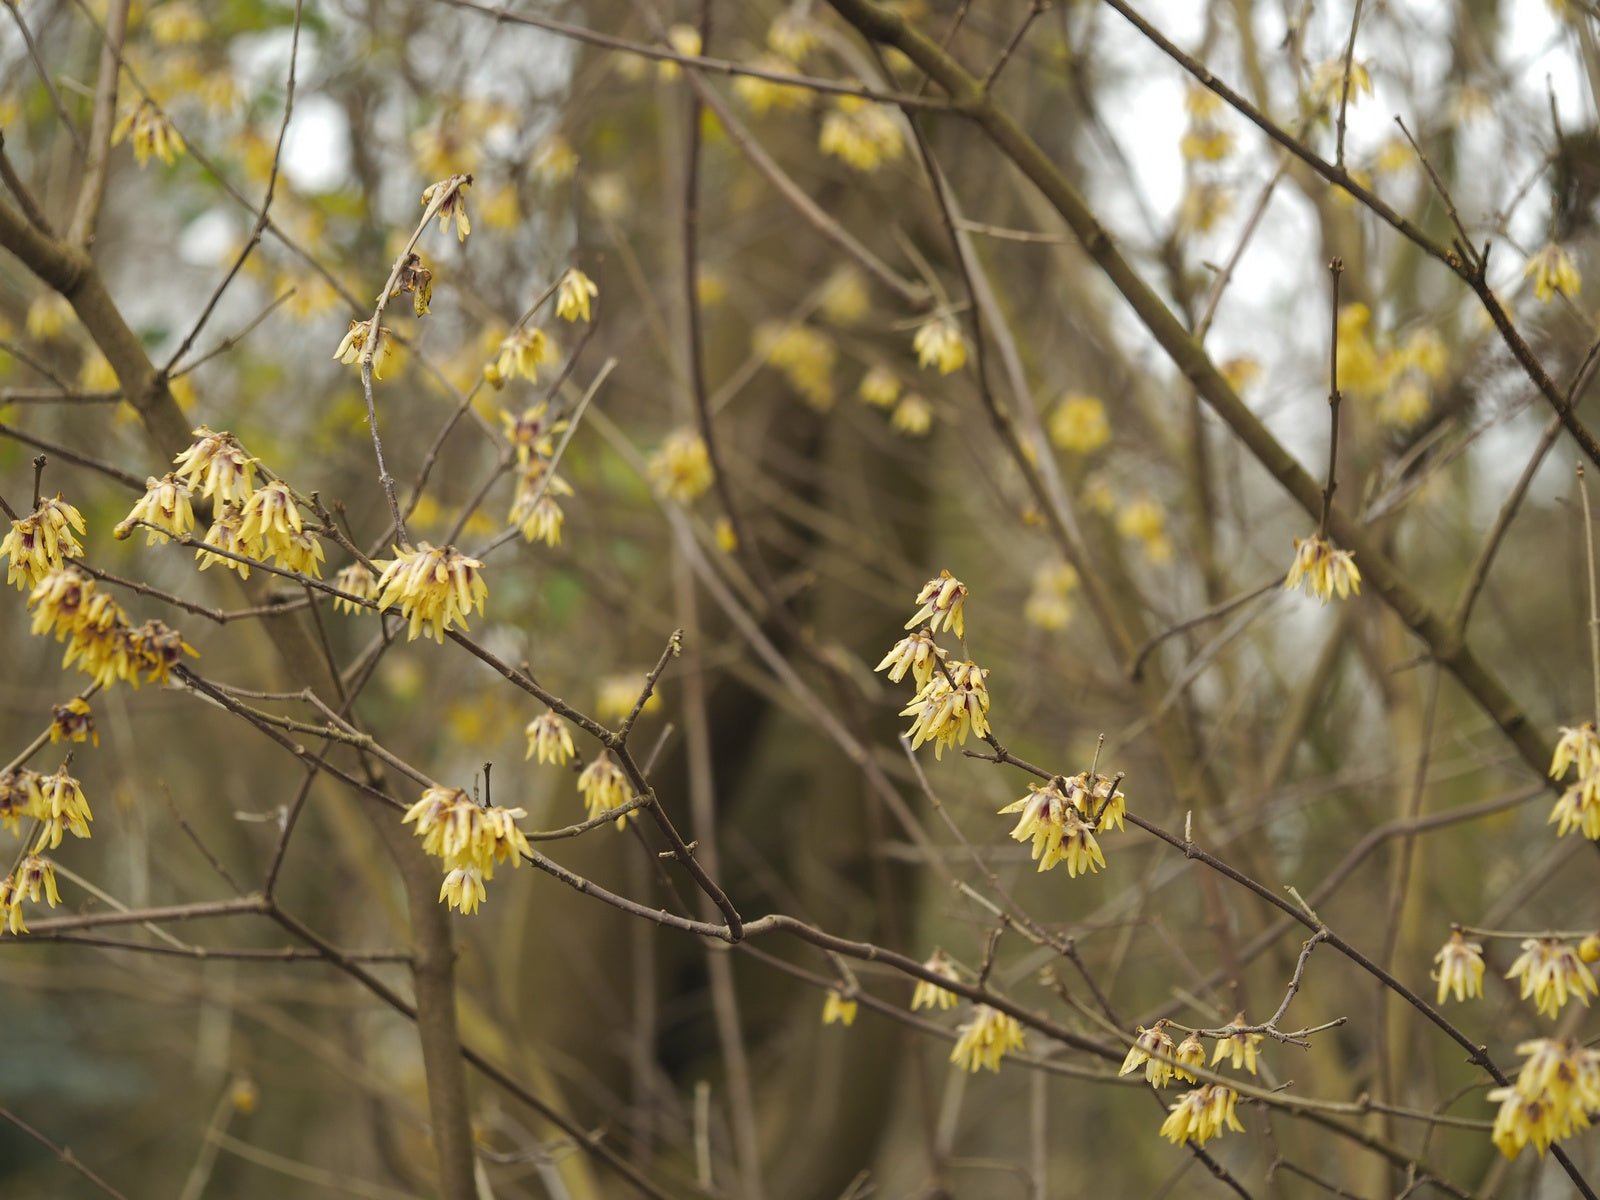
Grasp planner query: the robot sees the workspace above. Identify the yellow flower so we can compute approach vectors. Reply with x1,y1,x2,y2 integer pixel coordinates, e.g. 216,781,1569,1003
172,427,258,506
525,712,576,765
274,529,325,578
577,750,634,827
1119,1021,1177,1087
34,762,92,850
332,562,379,614
1526,243,1581,303
49,697,98,747
912,316,967,375
439,867,487,914
1179,124,1234,163
1160,1085,1244,1146
858,365,902,408
733,55,810,116
500,402,568,465
13,855,61,909
1309,58,1374,110
597,674,663,723
949,1004,1025,1072
195,505,256,578
0,876,25,935
333,320,396,379
150,1,206,44
822,989,858,1026
1580,934,1600,964
905,569,967,638
820,268,870,325
123,619,195,688
875,628,948,689
2,495,87,590
891,394,933,437
768,12,819,60
115,474,195,544
1173,1033,1205,1084
756,321,836,409
819,94,903,171
555,268,599,322
1505,938,1598,1018
403,785,529,880
1433,931,1486,1004
648,430,714,502
420,175,473,241
372,542,489,643
911,950,962,1011
112,100,186,167
0,769,43,835
659,24,702,80
1378,381,1431,429
489,328,556,386
901,660,990,759
1546,779,1600,839
1550,722,1600,779
1048,393,1110,454
1211,1014,1263,1075
237,482,305,563
714,516,738,553
1178,182,1233,234
508,458,574,547
998,778,1112,876
1489,1088,1568,1159
1284,535,1361,603
1024,561,1079,632
1487,1038,1600,1160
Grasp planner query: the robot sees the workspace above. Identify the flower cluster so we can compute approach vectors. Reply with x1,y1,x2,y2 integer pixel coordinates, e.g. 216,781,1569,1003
115,474,195,544
1,762,93,852
949,1004,1026,1072
2,495,86,589
28,567,195,689
901,660,990,759
818,95,903,171
997,771,1125,878
1334,304,1450,430
1211,1014,1265,1075
371,543,488,643
1284,534,1361,603
1505,937,1598,1018
172,427,257,504
1160,1085,1245,1147
1489,1038,1600,1159
882,573,993,759
1549,722,1600,840
402,785,530,914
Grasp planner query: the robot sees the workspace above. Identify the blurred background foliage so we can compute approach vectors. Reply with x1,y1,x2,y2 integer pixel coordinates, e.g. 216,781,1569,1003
4,0,1600,1196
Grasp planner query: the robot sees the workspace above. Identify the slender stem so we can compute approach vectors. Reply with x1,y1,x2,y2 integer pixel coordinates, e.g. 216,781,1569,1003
1320,258,1344,535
